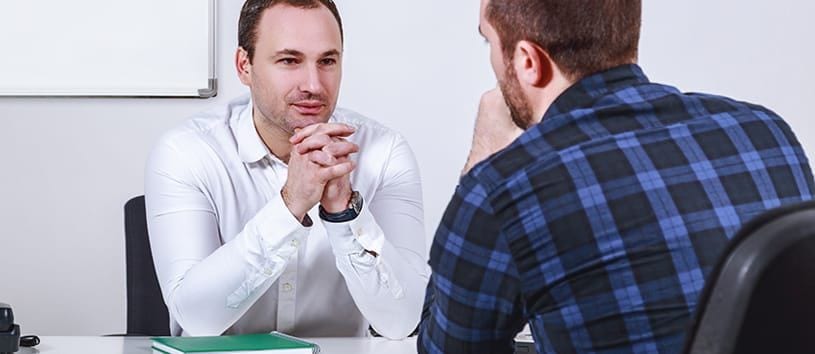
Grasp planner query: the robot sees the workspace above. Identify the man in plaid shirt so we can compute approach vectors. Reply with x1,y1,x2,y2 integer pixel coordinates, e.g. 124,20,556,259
418,0,815,353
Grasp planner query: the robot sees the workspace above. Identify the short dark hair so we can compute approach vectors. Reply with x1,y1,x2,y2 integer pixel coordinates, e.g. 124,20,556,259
486,0,641,81
238,0,343,63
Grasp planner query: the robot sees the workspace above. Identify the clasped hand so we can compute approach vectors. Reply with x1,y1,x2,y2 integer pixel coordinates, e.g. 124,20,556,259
463,88,524,175
281,123,359,222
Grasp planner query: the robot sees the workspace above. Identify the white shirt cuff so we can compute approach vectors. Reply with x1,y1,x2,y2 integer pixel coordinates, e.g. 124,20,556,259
321,205,384,256
254,192,311,253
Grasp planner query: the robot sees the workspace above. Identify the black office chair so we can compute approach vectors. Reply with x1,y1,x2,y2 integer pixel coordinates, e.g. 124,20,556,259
682,200,815,354
124,195,170,336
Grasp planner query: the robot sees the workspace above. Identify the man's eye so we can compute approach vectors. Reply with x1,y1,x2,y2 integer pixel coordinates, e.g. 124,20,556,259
320,58,337,66
279,58,297,65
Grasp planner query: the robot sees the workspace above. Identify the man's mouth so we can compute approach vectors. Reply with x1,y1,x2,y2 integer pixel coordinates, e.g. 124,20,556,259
291,101,325,115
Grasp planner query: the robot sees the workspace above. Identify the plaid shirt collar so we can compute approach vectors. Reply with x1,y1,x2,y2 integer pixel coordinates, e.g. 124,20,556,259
540,64,651,128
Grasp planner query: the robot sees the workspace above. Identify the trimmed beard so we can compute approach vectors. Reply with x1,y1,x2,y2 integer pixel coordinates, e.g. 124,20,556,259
499,62,535,130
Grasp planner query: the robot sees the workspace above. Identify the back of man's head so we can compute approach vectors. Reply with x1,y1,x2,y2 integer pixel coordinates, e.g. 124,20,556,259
486,0,641,81
238,0,343,63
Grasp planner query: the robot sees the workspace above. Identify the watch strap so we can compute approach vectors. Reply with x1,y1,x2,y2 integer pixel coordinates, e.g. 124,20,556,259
319,191,363,223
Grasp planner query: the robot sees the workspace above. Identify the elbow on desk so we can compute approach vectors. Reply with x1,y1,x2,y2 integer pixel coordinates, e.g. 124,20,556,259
368,284,426,339
166,292,236,337
172,311,233,337
371,315,421,340
373,325,413,340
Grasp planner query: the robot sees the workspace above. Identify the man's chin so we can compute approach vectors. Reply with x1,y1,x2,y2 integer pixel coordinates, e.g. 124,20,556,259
510,113,533,130
287,112,333,132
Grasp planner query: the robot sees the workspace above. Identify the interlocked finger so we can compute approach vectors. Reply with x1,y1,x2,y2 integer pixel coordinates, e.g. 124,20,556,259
308,150,337,166
295,134,334,154
317,161,356,182
290,123,355,145
322,140,359,158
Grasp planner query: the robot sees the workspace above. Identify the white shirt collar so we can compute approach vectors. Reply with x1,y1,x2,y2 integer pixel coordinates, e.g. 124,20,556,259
236,98,271,164
235,97,344,165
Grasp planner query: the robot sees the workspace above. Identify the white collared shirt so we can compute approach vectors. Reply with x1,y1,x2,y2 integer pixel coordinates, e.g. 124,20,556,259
144,94,428,338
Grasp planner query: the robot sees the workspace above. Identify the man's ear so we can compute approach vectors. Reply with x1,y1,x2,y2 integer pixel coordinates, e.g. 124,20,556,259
513,40,553,88
236,47,252,86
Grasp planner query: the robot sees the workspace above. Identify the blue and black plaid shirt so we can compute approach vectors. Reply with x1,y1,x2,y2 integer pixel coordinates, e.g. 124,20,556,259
418,65,814,354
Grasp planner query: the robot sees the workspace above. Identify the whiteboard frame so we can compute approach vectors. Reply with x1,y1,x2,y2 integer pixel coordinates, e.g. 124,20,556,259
0,0,217,99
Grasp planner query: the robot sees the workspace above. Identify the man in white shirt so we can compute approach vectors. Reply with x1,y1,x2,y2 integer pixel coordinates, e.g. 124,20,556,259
144,0,427,339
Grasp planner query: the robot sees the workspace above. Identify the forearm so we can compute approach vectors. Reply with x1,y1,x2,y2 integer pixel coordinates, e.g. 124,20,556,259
162,229,279,335
340,240,428,338
463,141,493,176
323,210,428,339
150,197,309,336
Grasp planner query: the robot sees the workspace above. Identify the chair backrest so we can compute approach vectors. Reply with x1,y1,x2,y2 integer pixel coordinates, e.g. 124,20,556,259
124,195,170,336
683,200,815,354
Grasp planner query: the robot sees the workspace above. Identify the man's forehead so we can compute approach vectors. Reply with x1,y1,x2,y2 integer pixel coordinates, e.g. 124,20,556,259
256,5,342,53
258,4,339,34
480,0,489,13
479,0,491,29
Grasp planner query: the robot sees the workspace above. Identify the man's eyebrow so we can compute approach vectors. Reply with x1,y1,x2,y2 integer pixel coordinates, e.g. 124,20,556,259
321,49,341,57
274,49,304,57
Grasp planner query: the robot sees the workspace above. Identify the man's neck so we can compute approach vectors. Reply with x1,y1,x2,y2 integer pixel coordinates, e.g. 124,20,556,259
253,110,292,164
531,74,575,125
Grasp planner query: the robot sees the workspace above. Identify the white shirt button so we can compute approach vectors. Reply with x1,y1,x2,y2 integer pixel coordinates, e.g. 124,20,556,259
282,283,293,292
264,268,275,276
291,239,299,247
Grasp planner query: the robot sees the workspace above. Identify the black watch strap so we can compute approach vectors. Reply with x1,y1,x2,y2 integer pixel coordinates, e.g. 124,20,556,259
319,191,363,223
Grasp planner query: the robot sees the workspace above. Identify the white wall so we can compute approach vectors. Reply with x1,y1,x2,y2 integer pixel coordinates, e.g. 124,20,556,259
640,1,815,152
1,1,813,335
0,1,246,336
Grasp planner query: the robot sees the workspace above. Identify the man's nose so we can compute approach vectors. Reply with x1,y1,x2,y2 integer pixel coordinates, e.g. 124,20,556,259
299,64,324,95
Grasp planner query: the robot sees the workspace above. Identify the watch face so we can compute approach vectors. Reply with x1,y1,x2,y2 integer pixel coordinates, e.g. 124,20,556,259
350,191,362,214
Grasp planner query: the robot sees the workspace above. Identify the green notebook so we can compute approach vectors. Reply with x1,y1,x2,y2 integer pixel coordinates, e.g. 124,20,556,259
151,332,320,354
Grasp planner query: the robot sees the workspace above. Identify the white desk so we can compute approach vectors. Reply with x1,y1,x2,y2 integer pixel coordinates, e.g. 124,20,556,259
18,336,418,354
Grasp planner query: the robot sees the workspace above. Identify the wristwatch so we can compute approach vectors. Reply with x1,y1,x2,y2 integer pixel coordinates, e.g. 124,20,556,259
319,190,363,223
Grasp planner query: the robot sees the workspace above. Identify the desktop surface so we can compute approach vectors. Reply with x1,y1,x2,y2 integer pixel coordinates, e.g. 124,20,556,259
19,336,418,354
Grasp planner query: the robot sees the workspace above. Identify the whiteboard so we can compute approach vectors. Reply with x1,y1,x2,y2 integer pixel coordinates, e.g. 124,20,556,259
0,0,217,97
